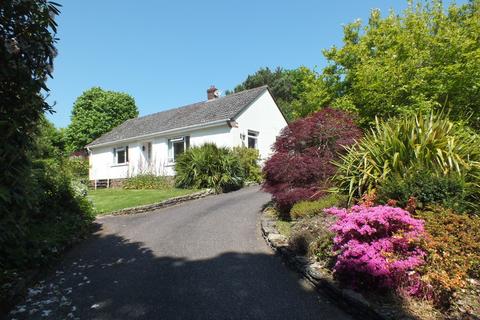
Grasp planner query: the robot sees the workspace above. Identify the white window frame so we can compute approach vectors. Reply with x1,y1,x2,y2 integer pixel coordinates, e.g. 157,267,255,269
168,136,189,163
247,130,259,149
113,146,129,165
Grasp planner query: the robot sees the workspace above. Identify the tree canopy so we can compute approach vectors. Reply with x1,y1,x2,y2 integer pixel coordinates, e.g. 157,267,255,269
231,1,480,129
65,87,139,151
323,0,480,129
0,0,60,267
31,116,65,159
229,67,329,121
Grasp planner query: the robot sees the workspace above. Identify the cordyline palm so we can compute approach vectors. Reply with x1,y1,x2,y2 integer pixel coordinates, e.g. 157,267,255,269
334,112,480,207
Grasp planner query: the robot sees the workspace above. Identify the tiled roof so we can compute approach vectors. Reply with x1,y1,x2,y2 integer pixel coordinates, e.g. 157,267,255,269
87,86,268,147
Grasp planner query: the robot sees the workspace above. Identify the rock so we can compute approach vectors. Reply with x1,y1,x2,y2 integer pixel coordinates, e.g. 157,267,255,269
267,233,288,247
342,288,370,307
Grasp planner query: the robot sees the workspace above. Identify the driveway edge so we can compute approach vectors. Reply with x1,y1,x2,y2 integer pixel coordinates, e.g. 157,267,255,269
260,213,389,320
99,189,215,217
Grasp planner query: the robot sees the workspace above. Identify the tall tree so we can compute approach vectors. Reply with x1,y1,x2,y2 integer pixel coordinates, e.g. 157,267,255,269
31,116,65,159
230,66,331,121
323,0,480,129
0,0,60,264
65,87,138,151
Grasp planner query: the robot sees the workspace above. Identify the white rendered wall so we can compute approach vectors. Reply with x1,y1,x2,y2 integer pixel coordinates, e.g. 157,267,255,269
89,125,233,179
235,91,288,160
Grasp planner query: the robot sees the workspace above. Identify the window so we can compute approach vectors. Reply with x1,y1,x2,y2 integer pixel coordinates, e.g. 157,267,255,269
113,146,129,164
168,136,190,162
247,130,258,149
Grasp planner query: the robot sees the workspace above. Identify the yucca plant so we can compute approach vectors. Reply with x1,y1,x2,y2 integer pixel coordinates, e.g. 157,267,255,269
175,143,245,193
334,113,480,211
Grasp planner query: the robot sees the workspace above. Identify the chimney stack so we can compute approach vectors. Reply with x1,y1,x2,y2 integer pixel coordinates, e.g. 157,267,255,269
207,85,219,100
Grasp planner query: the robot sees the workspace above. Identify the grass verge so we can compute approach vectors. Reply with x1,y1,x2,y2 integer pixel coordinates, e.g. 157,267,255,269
88,188,197,214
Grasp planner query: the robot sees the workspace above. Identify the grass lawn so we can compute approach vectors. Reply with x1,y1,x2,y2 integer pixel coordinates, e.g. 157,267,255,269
88,188,197,214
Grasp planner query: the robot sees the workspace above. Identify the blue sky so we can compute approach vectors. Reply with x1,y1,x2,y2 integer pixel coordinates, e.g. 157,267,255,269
46,0,464,128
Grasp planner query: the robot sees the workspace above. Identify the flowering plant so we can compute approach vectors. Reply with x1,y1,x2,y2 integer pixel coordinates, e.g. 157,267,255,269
326,205,426,292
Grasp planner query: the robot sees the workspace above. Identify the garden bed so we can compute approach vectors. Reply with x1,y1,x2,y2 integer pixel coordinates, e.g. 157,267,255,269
263,205,480,320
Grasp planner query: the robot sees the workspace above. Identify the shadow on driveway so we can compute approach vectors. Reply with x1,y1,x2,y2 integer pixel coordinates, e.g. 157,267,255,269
8,222,351,320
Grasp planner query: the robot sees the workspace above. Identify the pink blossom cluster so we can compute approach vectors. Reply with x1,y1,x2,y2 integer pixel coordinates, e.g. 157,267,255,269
325,205,427,291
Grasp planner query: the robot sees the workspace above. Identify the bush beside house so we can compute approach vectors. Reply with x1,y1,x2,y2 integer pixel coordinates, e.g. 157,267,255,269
175,144,262,193
123,174,174,190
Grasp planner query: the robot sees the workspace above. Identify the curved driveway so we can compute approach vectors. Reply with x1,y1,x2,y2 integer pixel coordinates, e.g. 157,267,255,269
9,186,352,320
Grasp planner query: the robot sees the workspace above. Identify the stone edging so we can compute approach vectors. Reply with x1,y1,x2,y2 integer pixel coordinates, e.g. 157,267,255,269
260,213,390,320
101,189,215,216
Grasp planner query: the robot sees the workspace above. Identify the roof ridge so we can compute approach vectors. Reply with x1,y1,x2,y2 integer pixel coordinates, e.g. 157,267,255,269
133,85,268,121
86,85,269,147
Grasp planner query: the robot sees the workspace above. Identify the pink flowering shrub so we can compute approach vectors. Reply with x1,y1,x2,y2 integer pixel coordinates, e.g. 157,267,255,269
326,205,427,292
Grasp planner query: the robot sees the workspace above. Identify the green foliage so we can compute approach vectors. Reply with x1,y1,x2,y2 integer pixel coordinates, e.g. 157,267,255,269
377,171,470,212
290,194,347,220
415,208,480,307
3,159,95,269
64,157,89,182
65,87,138,152
230,66,332,121
322,0,480,129
0,0,60,271
287,67,334,120
31,160,94,223
30,116,66,159
229,1,480,128
232,147,262,183
123,174,174,190
175,143,245,192
335,113,480,211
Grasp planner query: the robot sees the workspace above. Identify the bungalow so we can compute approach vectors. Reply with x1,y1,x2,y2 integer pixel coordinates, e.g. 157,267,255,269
86,85,288,187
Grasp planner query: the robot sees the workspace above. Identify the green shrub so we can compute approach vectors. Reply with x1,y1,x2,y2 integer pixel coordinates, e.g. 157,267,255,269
2,159,95,269
175,143,245,192
335,112,480,211
378,171,471,212
64,157,89,182
123,173,173,190
232,147,262,183
290,193,347,219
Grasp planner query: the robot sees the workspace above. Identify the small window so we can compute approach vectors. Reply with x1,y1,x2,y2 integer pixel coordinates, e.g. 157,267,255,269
168,136,189,162
113,146,129,164
247,130,258,149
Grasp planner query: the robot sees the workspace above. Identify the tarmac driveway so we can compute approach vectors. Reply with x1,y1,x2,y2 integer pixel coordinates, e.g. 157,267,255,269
8,186,353,320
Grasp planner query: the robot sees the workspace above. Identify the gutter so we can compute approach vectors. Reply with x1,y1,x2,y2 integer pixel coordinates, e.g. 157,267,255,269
87,119,230,149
